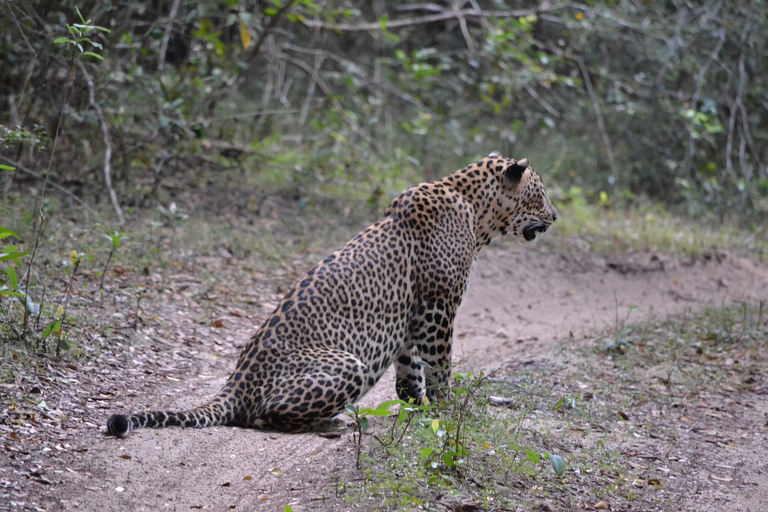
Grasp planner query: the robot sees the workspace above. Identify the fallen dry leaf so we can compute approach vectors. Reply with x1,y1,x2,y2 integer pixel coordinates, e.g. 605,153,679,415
593,500,608,509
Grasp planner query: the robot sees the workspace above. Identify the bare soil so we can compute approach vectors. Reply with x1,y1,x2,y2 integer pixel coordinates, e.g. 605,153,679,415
2,240,768,511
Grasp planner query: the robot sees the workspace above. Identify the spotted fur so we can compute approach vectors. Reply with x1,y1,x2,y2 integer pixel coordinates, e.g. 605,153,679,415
106,152,558,436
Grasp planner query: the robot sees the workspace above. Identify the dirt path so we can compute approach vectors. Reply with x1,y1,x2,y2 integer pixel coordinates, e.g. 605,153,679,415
9,247,768,511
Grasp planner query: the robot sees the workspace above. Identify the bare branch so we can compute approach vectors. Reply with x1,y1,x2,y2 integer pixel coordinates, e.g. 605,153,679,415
277,53,382,155
78,61,124,226
0,159,101,220
452,1,475,53
299,54,325,126
523,85,561,119
282,44,428,111
683,29,726,178
157,0,183,71
576,56,617,184
301,4,575,32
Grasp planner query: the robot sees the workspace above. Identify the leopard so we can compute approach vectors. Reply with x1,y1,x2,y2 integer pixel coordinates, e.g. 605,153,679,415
107,151,558,436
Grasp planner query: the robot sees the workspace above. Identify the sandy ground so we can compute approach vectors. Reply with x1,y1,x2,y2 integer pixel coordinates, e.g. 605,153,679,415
5,246,768,511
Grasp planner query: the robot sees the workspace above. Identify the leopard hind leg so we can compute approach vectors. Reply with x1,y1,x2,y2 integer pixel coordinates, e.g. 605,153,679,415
249,348,367,433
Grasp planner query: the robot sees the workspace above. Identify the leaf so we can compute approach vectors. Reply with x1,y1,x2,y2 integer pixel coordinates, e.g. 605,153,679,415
268,467,283,476
550,454,566,476
212,320,224,328
54,38,75,45
56,304,64,319
420,447,434,458
0,227,20,236
119,454,132,460
0,164,15,171
0,290,26,297
431,418,439,433
358,416,369,431
344,403,358,415
7,266,17,289
82,51,105,61
525,450,540,464
42,320,62,340
373,399,406,414
243,475,252,481
239,22,252,50
0,251,29,262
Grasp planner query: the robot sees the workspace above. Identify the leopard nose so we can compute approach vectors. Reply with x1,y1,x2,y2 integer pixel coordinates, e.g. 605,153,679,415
551,207,559,222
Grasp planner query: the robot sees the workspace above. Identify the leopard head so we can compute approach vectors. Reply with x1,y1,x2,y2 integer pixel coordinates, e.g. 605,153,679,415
486,151,558,243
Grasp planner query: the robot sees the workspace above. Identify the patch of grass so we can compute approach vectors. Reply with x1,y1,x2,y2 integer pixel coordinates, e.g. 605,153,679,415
594,300,767,393
339,373,624,511
341,301,768,510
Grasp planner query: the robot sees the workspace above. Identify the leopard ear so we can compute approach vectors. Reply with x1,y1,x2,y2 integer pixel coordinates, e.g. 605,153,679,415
504,158,529,184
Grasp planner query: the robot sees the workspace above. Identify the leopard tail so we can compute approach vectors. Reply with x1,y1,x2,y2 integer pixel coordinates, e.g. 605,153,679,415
106,396,237,438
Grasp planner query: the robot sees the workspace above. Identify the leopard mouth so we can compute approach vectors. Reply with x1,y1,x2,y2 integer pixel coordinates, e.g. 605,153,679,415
522,222,547,241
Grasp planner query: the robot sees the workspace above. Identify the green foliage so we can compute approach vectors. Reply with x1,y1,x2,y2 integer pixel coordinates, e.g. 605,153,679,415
2,1,766,221
53,6,110,61
346,373,567,509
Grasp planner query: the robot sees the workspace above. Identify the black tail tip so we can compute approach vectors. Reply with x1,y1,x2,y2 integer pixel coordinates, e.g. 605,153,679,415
107,414,131,438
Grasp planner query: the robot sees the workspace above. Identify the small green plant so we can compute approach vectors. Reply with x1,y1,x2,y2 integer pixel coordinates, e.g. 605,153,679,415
53,6,110,61
99,231,125,292
345,399,409,469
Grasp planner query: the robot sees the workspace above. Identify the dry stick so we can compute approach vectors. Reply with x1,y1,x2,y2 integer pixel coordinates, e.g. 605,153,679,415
575,56,617,185
524,84,561,119
301,4,576,31
157,0,183,71
0,159,101,221
78,61,124,225
56,257,80,357
210,0,299,111
21,57,76,292
282,44,427,110
299,54,325,127
99,246,115,294
278,53,382,155
452,1,475,53
682,30,726,178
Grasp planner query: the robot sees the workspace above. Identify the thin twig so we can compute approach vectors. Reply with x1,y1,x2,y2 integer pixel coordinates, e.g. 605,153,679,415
277,53,382,155
22,52,75,291
0,159,101,220
299,54,324,127
78,61,124,225
576,56,617,185
683,29,726,178
524,85,561,119
157,0,183,71
301,4,575,31
56,257,80,357
283,44,427,110
452,1,475,53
